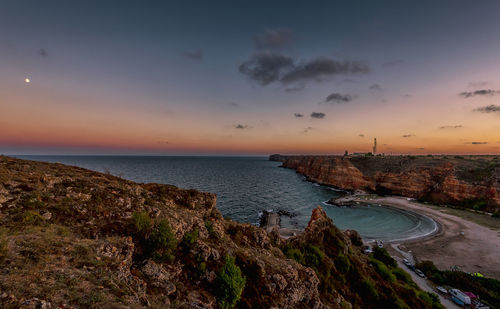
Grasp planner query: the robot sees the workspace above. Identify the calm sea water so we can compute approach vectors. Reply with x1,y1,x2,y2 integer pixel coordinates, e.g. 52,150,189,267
18,156,436,242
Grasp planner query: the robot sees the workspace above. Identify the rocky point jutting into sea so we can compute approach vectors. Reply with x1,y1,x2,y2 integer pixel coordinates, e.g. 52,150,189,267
0,156,445,308
270,154,500,212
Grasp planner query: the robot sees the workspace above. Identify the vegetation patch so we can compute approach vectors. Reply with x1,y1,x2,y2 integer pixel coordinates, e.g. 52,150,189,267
215,255,246,309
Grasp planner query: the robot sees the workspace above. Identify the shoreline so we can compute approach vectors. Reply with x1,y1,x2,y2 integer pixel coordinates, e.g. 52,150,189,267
356,195,500,280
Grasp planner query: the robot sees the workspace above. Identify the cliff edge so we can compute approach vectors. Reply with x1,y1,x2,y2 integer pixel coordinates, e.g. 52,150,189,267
271,154,500,212
0,156,442,308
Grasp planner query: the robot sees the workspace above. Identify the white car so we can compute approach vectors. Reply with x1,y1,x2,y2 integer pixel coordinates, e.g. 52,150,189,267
415,269,426,278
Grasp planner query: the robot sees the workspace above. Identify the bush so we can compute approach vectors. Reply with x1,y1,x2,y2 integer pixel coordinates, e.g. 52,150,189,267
205,221,216,238
334,254,351,273
150,219,177,262
371,258,396,282
132,211,152,236
492,212,500,218
215,255,246,309
304,245,325,269
358,279,379,301
372,247,397,267
392,267,412,283
284,247,304,264
22,210,43,225
181,228,199,251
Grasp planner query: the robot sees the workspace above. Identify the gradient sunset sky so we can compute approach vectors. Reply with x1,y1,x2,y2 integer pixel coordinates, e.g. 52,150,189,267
1,0,500,155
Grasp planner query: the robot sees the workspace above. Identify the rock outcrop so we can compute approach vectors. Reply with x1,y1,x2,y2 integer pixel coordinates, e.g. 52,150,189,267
272,155,500,211
0,156,443,308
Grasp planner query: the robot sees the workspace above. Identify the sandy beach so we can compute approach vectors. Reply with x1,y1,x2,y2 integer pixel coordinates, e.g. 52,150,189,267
361,196,500,280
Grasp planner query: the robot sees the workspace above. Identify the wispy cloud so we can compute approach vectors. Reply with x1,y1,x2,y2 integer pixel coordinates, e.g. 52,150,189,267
285,85,304,93
38,49,47,57
369,83,382,91
439,125,463,129
324,92,352,104
401,134,415,138
468,81,488,88
239,53,370,86
382,59,405,67
310,112,325,119
294,113,304,118
255,28,293,49
459,89,499,98
303,126,314,133
182,48,203,60
473,105,500,114
465,141,488,145
358,134,365,138
234,124,249,129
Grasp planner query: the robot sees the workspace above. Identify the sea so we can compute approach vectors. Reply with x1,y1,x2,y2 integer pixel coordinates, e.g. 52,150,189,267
18,155,437,242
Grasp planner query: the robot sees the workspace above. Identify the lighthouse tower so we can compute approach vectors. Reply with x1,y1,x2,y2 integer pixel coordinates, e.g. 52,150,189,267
373,138,377,155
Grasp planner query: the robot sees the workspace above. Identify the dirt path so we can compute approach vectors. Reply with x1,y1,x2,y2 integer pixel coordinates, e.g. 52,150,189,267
368,196,500,279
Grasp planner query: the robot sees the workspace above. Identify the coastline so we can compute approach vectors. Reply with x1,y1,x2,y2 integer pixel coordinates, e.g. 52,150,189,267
356,195,500,280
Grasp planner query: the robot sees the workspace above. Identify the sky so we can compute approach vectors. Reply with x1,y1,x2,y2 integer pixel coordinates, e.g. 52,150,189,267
1,0,500,155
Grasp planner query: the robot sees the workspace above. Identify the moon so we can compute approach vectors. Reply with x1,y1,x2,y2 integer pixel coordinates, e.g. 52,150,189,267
25,78,31,83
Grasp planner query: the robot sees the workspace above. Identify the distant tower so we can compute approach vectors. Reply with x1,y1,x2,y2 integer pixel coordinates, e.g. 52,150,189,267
373,138,377,154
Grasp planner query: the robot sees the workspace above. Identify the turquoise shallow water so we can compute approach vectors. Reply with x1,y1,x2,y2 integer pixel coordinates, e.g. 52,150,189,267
18,156,436,241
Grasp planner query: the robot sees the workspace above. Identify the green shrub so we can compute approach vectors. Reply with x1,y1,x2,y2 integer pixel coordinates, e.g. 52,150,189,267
304,245,325,268
205,221,216,238
372,246,397,267
150,219,177,262
132,211,152,236
371,258,396,282
415,260,439,277
334,254,351,273
358,279,379,300
22,210,43,225
182,228,199,251
492,212,500,218
392,267,412,283
284,247,304,264
215,255,246,309
20,194,45,209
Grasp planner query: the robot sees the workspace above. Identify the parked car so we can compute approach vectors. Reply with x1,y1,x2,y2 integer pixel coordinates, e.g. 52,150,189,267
436,286,448,294
406,263,416,271
402,259,411,267
415,269,426,278
363,246,373,254
377,240,383,248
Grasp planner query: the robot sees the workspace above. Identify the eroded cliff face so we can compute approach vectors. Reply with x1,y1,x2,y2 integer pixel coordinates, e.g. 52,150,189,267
0,156,442,309
274,155,500,209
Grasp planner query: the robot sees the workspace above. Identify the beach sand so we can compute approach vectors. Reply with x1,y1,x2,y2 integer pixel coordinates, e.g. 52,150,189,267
364,196,500,280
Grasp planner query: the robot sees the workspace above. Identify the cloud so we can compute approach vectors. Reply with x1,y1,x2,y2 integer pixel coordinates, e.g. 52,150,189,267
382,59,405,67
439,125,463,129
369,83,382,91
239,53,370,86
229,102,241,108
182,49,203,60
473,105,500,114
417,147,425,150
459,89,499,98
285,86,304,92
324,92,352,104
294,113,304,118
255,28,293,49
234,124,249,129
358,134,365,138
468,81,488,87
310,112,325,119
239,53,294,86
303,126,314,133
465,141,488,145
280,58,370,84
38,49,47,57
401,134,414,138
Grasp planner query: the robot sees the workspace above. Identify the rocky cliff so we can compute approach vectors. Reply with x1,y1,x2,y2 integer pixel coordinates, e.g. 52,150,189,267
271,154,500,211
0,156,442,308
